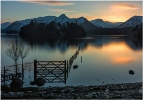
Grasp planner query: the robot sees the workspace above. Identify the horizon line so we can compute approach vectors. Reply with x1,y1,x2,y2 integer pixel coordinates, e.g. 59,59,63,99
1,14,143,24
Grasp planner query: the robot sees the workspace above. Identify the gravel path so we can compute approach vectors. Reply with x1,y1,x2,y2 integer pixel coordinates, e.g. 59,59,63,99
1,82,142,99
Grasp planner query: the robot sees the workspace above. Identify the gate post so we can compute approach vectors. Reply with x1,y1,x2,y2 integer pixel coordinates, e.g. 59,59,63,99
34,60,37,81
4,66,5,85
64,60,66,84
67,61,68,78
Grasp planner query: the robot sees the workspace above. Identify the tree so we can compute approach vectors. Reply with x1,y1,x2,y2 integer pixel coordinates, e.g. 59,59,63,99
19,42,30,81
5,40,21,76
5,40,30,79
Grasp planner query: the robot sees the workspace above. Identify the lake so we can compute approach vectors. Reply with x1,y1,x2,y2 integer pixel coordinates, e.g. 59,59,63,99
1,34,142,87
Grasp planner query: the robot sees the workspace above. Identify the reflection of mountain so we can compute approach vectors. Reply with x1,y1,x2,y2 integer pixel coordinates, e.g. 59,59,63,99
78,36,142,51
23,36,142,52
125,37,142,51
27,38,88,53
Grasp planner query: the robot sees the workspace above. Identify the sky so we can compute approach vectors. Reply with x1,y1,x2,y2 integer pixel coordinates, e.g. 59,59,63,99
1,1,142,23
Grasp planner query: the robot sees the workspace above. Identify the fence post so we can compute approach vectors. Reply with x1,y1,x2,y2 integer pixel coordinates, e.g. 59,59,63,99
4,66,5,85
22,62,24,82
34,60,37,82
16,64,17,77
67,61,68,78
81,56,82,63
64,60,66,84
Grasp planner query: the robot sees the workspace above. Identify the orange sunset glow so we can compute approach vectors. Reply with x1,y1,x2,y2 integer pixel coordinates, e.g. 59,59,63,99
85,41,141,64
111,56,136,64
1,1,142,23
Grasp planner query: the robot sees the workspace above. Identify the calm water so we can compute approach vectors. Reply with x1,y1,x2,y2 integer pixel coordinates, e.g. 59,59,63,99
1,34,142,87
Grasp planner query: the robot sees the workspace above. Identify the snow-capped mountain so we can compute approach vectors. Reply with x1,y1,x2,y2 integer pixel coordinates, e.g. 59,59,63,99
118,16,142,28
105,21,123,27
5,14,97,34
1,22,11,29
79,17,98,34
90,19,114,28
6,14,95,31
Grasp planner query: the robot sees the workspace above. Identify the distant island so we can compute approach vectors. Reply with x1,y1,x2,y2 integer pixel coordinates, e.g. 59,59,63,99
19,20,86,40
1,14,142,39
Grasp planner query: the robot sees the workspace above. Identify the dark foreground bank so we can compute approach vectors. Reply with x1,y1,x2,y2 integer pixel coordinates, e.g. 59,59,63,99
1,82,142,99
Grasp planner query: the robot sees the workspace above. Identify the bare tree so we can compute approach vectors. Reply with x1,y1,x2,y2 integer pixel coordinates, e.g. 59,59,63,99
5,40,21,76
19,42,30,66
19,42,30,81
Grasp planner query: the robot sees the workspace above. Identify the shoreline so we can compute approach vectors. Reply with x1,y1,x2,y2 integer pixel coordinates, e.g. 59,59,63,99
1,82,142,99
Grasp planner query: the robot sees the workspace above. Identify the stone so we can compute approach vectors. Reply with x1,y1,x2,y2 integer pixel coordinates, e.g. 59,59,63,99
129,70,135,75
73,65,78,69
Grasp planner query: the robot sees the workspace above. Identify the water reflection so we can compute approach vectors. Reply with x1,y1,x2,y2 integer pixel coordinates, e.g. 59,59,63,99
1,35,142,86
111,56,136,64
21,36,142,52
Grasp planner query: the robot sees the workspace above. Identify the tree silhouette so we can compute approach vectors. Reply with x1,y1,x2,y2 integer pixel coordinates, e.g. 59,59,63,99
19,42,30,81
5,40,21,76
5,40,30,78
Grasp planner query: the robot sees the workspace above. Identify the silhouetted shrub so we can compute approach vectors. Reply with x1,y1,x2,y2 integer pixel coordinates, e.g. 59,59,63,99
10,78,23,88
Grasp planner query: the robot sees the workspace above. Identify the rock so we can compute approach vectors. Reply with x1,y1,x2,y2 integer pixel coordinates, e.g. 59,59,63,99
35,78,46,86
129,70,135,75
10,78,23,88
73,65,78,69
30,81,36,85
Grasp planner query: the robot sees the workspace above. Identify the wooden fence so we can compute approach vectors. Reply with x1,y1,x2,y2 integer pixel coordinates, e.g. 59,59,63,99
34,47,80,84
34,60,67,83
2,48,80,85
67,47,80,75
1,62,33,85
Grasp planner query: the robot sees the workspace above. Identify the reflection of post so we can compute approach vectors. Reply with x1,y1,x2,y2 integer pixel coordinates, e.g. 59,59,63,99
22,65,24,82
64,60,66,84
34,60,37,82
66,61,68,78
81,56,82,63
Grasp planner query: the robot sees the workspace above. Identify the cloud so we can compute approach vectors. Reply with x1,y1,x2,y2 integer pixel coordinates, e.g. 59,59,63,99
49,9,76,13
111,3,139,10
22,1,74,6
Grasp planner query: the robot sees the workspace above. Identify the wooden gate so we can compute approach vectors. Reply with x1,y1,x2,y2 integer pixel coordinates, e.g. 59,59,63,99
34,60,67,83
34,47,80,84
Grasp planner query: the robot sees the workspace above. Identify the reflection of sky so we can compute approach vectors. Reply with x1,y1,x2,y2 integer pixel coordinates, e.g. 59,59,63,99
68,42,142,86
84,42,141,65
1,35,142,86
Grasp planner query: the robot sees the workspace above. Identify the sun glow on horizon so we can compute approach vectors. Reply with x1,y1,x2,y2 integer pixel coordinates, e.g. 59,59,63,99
1,1,142,23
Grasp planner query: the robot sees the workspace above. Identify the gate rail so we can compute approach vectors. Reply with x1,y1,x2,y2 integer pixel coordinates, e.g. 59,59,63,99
34,60,67,83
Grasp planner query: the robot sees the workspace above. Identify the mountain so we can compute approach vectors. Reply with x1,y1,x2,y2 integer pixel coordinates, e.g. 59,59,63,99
77,17,98,34
1,22,11,29
118,16,143,28
90,19,114,28
105,21,123,27
4,14,97,34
